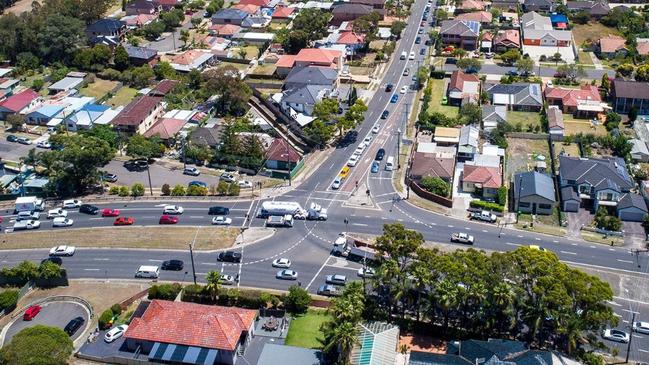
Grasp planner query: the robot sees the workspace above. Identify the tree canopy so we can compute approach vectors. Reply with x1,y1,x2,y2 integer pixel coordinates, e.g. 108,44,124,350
0,325,73,365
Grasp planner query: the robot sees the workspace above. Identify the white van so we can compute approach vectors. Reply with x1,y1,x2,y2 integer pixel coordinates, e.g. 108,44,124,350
400,51,407,60
409,51,415,60
135,265,160,279
385,156,395,171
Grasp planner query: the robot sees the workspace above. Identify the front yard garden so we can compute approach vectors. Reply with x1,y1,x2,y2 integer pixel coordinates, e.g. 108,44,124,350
285,309,331,349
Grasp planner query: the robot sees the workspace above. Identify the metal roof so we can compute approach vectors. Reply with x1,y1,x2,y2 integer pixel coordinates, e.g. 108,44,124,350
513,171,556,202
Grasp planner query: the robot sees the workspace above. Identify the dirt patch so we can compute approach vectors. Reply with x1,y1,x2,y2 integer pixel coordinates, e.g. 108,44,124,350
564,119,607,137
3,0,35,14
1,226,239,251
400,334,446,353
505,138,550,181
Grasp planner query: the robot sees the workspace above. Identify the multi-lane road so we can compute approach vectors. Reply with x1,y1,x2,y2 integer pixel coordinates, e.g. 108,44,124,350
1,0,648,360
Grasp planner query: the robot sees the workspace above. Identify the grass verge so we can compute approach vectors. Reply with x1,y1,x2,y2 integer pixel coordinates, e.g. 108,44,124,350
285,309,331,349
580,230,624,246
2,226,239,250
80,79,119,100
426,79,459,117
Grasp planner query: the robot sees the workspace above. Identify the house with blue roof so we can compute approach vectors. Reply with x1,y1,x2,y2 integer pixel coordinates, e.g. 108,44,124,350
25,104,66,125
549,13,568,29
513,170,557,215
65,103,122,131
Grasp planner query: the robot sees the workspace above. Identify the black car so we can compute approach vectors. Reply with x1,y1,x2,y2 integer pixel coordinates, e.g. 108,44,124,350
6,135,18,142
375,148,385,161
506,70,519,76
415,36,421,44
218,251,242,263
385,83,393,92
64,316,85,336
41,257,63,266
79,204,99,215
420,48,426,55
381,110,389,119
161,259,184,271
208,206,230,215
124,159,148,172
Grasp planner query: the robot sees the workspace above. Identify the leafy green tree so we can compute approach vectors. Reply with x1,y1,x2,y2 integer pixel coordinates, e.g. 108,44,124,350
497,186,507,206
38,261,63,279
304,120,334,146
419,176,450,196
114,45,130,71
500,49,520,65
216,180,229,195
154,61,177,80
126,135,164,159
285,285,311,313
456,58,481,73
604,111,621,131
629,107,638,122
282,30,309,55
206,0,225,15
337,99,367,136
635,63,649,82
80,125,118,149
161,183,171,196
127,65,155,88
37,14,86,64
322,321,358,363
188,68,202,89
171,184,186,196
556,63,587,83
131,183,145,197
459,103,482,125
201,66,251,116
616,63,634,77
292,8,330,42
0,325,73,365
6,114,24,131
600,74,610,98
390,20,407,38
187,185,208,196
143,21,166,40
516,57,535,75
118,186,130,196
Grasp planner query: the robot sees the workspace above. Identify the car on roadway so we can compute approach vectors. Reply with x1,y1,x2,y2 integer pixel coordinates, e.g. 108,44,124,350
451,232,474,244
47,208,68,219
162,205,184,215
238,180,253,188
62,199,82,209
372,124,380,134
634,321,649,334
79,204,99,215
183,166,201,176
390,93,398,103
220,173,236,183
159,215,179,224
220,274,236,285
124,159,148,172
17,137,32,145
272,258,292,268
403,68,410,76
6,135,18,142
218,251,242,263
332,177,342,189
212,216,232,225
23,305,42,321
36,140,51,149
13,219,40,230
50,245,76,256
41,257,63,266
114,217,135,226
208,206,230,215
64,316,85,336
420,48,426,55
375,148,385,161
354,143,366,155
409,51,415,60
506,70,519,76
371,161,380,173
52,217,74,227
276,269,298,280
363,136,372,145
381,110,389,119
16,211,40,221
415,36,421,44
528,245,548,252
385,83,393,92
400,85,408,94
347,155,359,167
602,329,629,343
161,259,184,271
326,274,348,285
317,284,340,297
102,208,120,217
104,325,128,343
358,267,375,278
188,180,207,188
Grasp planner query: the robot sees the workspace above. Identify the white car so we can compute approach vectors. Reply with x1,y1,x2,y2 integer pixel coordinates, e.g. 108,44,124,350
212,216,232,225
400,85,408,94
49,245,76,256
220,274,235,285
634,321,649,334
220,173,236,183
183,167,200,176
357,267,375,278
62,199,82,209
276,269,298,280
47,208,68,219
52,217,74,227
602,329,630,343
409,51,415,60
347,155,359,167
332,177,342,189
363,136,372,145
104,325,128,343
238,180,252,188
326,274,348,285
162,205,184,214
272,258,292,268
36,141,51,149
372,124,380,134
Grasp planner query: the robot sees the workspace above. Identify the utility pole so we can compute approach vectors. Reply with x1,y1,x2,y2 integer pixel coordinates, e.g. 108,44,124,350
146,165,153,196
188,242,197,285
182,138,187,170
397,127,402,170
626,311,637,363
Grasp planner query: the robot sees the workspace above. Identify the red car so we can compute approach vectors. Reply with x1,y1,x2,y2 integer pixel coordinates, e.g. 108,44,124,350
23,305,42,321
114,217,134,226
101,208,120,217
159,215,178,224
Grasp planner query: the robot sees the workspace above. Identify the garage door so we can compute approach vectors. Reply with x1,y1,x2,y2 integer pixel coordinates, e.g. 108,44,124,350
618,209,646,222
563,201,579,212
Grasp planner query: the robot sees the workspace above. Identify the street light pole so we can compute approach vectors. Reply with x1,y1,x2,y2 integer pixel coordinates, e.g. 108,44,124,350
146,165,153,196
397,128,402,170
626,311,637,363
188,242,197,285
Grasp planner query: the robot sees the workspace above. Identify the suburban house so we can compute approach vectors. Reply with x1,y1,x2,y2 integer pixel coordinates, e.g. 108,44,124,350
331,4,380,25
522,28,572,47
124,300,257,365
122,14,159,29
566,1,610,19
209,24,242,37
492,29,520,51
0,89,42,120
457,0,487,11
513,171,557,215
433,127,461,145
212,8,249,25
143,117,187,143
25,104,65,125
409,142,457,183
458,125,480,161
558,155,641,220
598,35,627,59
637,38,649,58
275,48,343,77
126,0,161,15
630,139,649,163
447,70,480,106
111,95,165,135
462,165,503,198
190,126,224,147
284,66,338,90
523,0,555,12
265,138,303,175
491,0,519,10
241,14,271,28
334,32,367,53
544,84,603,117
550,13,568,29
272,6,295,21
440,20,481,50
168,50,216,72
521,11,552,30
280,85,336,116
455,11,492,25
483,82,543,111
238,0,270,7
47,76,85,94
65,104,122,131
482,105,507,131
85,19,127,43
232,3,261,14
547,106,565,137
125,45,159,66
149,79,180,97
612,79,649,115
153,0,182,10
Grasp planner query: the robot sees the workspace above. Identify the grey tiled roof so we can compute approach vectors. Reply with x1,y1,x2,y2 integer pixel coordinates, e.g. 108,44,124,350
285,66,338,88
125,45,158,60
282,85,329,105
482,105,507,123
618,192,648,212
484,83,543,107
561,186,580,202
440,20,480,37
559,155,633,191
513,171,556,202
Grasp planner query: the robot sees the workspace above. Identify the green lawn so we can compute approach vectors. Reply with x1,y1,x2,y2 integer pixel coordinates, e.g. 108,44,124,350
508,111,542,130
285,309,331,349
427,79,458,117
106,87,138,107
80,79,119,100
577,50,594,66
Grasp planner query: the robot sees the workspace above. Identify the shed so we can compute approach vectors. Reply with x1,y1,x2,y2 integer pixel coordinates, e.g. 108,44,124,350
48,77,85,93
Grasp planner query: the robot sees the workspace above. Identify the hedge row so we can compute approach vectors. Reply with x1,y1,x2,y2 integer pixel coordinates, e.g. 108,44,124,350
98,303,124,330
148,283,182,300
181,285,283,309
470,200,504,212
0,290,19,311
0,261,65,287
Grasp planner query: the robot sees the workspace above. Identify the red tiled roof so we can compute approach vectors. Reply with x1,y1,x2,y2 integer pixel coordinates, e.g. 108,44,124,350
150,79,179,96
463,165,502,188
210,24,242,36
232,3,260,14
0,89,39,113
493,29,520,47
295,48,341,65
272,6,295,18
459,0,486,10
238,0,269,6
337,31,365,45
481,31,493,41
276,55,297,68
170,50,210,65
112,96,162,126
266,138,301,163
143,118,187,139
544,85,601,108
125,300,257,351
599,34,626,53
449,70,479,92
455,11,492,23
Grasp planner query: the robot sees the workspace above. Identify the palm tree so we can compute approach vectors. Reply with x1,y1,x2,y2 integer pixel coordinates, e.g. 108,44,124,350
180,29,190,49
323,321,358,363
435,279,459,331
205,271,221,302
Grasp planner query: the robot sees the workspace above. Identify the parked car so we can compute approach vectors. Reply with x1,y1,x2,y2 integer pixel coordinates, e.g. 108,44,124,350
276,269,298,280
326,274,347,285
102,208,120,217
332,177,342,189
41,257,63,266
102,172,118,182
159,215,179,224
218,251,242,263
161,259,184,271
357,267,375,278
183,167,200,176
375,148,385,161
415,36,421,44
385,83,393,92
17,137,32,145
372,124,380,134
79,204,99,215
238,180,253,188
6,135,18,142
272,258,291,268
16,211,40,221
23,305,42,321
64,316,85,336
469,210,497,223
317,284,340,297
114,217,135,226
371,161,380,173
220,274,236,285
400,85,408,94
62,199,82,209
602,329,630,343
634,321,649,334
212,216,232,225
36,140,51,149
220,173,236,183
162,205,184,214
188,180,207,188
49,245,76,256
208,206,230,215
347,155,359,167
104,325,128,343
52,217,74,227
47,208,68,219
381,110,389,119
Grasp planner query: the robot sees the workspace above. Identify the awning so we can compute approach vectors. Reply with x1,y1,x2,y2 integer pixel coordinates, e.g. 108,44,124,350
149,342,218,365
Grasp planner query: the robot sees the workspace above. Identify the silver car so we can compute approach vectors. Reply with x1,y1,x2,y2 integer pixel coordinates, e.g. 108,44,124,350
276,269,298,280
326,274,347,285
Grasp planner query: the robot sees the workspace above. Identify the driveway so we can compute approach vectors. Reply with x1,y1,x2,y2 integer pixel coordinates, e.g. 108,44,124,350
451,162,472,218
565,209,593,239
3,300,89,344
623,221,646,249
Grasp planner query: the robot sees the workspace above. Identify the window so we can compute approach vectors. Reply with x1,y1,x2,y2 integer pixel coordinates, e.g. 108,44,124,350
578,184,590,194
539,204,552,209
518,202,530,208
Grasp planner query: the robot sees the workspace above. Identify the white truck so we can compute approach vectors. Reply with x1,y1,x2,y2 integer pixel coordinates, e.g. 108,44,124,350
14,196,45,213
266,214,294,227
332,233,377,262
470,210,497,223
307,203,328,221
451,232,474,244
13,219,41,230
257,201,304,218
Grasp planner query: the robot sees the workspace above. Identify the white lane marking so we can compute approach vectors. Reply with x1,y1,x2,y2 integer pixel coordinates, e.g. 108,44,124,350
534,238,541,241
447,225,454,228
506,242,521,247
617,259,634,264
201,262,218,266
306,256,332,290
89,217,104,220
189,216,204,219
482,230,488,233
590,246,596,248
571,243,577,246
639,349,649,354
633,335,644,339
84,268,100,271
607,301,622,307
351,223,368,227
553,240,559,243
93,258,110,261
517,235,523,238
148,259,163,262
560,251,577,255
